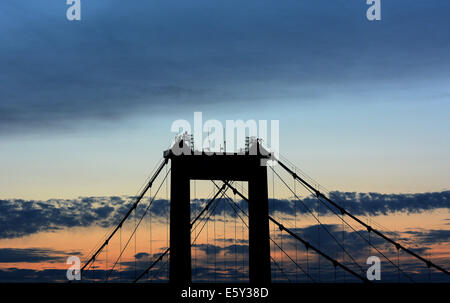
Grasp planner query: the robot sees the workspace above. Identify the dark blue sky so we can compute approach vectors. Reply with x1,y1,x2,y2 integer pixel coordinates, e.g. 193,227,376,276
1,1,450,198
1,1,449,133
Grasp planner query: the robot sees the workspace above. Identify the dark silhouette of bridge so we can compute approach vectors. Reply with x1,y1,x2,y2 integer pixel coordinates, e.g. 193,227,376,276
79,137,449,284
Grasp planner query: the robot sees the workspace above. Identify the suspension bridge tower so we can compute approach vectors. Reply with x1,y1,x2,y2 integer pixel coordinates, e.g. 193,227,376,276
164,137,272,285
80,135,450,284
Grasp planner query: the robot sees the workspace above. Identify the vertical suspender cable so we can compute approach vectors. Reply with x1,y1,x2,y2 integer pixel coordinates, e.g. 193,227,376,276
105,243,108,281
223,198,226,281
149,188,152,281
214,201,217,282
397,247,400,283
306,246,309,281
134,207,137,280
342,213,345,282
294,167,298,282
272,168,275,281
119,227,121,282
206,201,209,279
166,164,169,281
193,182,196,278
234,194,237,280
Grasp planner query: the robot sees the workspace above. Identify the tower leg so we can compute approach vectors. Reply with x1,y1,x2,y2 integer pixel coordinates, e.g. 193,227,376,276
169,163,191,284
248,166,271,284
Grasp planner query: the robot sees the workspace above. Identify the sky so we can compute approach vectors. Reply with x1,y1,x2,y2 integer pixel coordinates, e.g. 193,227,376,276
0,0,449,282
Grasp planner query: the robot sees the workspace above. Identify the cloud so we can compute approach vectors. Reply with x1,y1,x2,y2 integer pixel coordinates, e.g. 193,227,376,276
402,230,450,246
272,223,450,282
192,244,223,256
223,244,248,255
279,224,450,262
1,190,448,239
0,228,447,282
278,224,380,258
148,199,170,219
0,268,68,283
0,248,81,263
269,190,450,216
0,196,128,238
327,191,450,216
134,252,150,260
1,1,449,135
0,195,173,239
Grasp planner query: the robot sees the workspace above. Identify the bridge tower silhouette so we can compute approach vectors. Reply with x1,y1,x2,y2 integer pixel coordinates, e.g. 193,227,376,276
80,135,449,284
164,138,272,284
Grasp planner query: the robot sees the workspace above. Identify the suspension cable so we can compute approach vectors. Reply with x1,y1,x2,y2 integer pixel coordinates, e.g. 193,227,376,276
270,166,365,275
222,180,369,283
134,181,229,283
105,167,171,281
277,160,449,276
300,177,416,282
271,256,291,282
81,158,168,273
270,236,316,282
